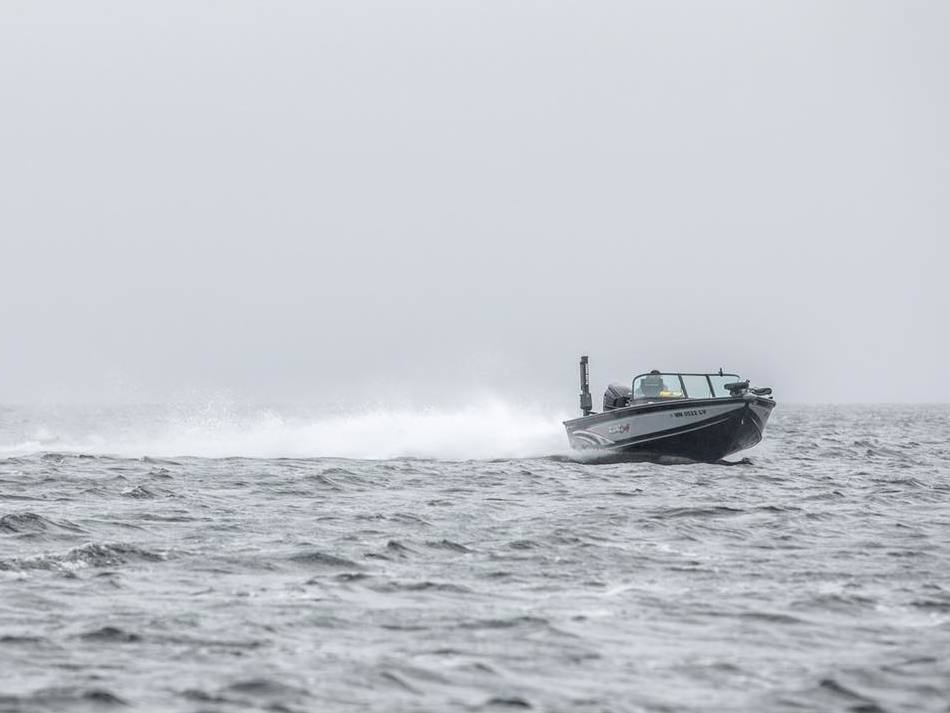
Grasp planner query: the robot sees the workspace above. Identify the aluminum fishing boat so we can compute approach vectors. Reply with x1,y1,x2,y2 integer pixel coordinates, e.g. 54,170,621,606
564,356,775,462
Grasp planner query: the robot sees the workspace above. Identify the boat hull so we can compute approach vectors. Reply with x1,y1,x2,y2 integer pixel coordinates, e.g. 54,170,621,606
563,396,774,462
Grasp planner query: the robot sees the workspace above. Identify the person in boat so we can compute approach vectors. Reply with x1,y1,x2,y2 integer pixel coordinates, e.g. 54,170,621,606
633,370,684,399
635,370,667,398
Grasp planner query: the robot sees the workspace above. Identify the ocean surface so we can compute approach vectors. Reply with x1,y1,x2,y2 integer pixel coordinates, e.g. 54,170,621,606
0,403,948,712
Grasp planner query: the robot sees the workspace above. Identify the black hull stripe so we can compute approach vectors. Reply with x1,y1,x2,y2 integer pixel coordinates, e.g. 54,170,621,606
746,408,764,435
603,414,737,450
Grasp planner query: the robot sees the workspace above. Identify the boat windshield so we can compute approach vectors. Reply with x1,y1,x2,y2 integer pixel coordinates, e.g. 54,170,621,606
631,373,741,400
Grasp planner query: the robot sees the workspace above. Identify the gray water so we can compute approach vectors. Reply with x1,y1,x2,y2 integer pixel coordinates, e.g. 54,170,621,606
1,404,948,712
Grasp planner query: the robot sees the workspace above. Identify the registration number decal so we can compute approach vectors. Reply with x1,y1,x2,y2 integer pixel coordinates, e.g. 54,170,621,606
673,409,706,418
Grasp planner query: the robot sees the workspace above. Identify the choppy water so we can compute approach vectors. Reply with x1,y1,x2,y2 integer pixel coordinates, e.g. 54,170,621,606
1,404,948,712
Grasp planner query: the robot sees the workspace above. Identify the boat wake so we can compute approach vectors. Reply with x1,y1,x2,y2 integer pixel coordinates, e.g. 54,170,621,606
0,399,571,461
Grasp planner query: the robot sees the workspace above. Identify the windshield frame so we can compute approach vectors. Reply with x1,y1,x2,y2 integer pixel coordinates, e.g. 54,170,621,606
631,372,741,400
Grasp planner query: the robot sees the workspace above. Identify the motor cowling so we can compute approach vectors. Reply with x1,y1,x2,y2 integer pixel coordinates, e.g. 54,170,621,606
603,383,632,411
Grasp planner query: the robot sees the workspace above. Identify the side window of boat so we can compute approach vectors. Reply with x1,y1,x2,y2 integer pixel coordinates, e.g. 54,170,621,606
681,375,712,399
708,375,740,398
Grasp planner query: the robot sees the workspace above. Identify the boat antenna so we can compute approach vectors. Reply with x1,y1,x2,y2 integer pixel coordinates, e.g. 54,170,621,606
579,356,593,416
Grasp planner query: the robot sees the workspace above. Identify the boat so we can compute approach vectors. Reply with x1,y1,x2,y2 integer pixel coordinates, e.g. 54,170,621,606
563,356,775,462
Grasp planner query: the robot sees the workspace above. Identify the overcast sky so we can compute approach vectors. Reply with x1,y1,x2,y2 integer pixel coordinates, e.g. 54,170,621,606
1,1,946,407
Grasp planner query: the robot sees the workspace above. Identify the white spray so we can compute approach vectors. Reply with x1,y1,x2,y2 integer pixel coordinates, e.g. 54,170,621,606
0,398,571,460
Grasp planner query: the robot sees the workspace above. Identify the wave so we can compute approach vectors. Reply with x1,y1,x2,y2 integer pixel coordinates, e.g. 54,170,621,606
0,398,570,461
0,542,166,574
0,512,84,535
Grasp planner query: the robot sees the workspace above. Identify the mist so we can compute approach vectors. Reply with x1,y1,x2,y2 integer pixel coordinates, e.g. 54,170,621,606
1,1,946,408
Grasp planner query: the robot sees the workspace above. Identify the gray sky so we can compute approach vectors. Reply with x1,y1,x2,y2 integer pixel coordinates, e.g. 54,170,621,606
1,0,947,407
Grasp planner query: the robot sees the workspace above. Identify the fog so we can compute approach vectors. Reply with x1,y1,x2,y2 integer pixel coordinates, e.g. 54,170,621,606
1,1,946,408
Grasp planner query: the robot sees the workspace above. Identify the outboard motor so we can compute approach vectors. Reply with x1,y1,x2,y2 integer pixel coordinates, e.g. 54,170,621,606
603,383,632,411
